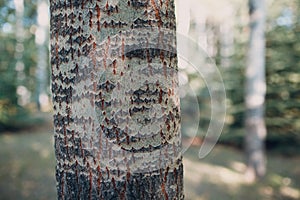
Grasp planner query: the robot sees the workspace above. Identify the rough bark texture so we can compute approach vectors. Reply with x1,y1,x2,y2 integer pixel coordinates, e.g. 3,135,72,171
245,0,267,181
50,0,183,199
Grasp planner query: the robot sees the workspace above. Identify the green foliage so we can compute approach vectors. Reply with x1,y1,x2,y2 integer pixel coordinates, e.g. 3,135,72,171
265,23,300,155
220,0,300,154
184,0,300,155
0,0,43,131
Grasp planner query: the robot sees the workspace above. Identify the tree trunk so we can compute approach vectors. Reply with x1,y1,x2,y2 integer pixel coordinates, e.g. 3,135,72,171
245,0,267,181
50,0,183,199
35,0,49,111
219,19,234,69
14,0,26,105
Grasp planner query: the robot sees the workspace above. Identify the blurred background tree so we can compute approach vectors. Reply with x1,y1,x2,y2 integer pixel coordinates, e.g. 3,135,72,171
244,0,267,181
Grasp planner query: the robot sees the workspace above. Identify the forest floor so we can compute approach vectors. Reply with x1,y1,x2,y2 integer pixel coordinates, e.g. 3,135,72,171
0,115,299,200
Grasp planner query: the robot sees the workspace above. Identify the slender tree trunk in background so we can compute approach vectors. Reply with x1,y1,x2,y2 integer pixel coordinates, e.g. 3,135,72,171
245,0,267,181
219,19,234,69
35,0,49,111
13,0,25,105
50,0,183,199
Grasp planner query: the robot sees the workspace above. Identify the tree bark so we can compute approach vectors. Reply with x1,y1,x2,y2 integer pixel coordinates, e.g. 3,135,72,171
245,0,267,181
50,0,183,199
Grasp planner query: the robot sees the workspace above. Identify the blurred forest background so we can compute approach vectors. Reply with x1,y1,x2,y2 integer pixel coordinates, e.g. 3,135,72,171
0,0,300,199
